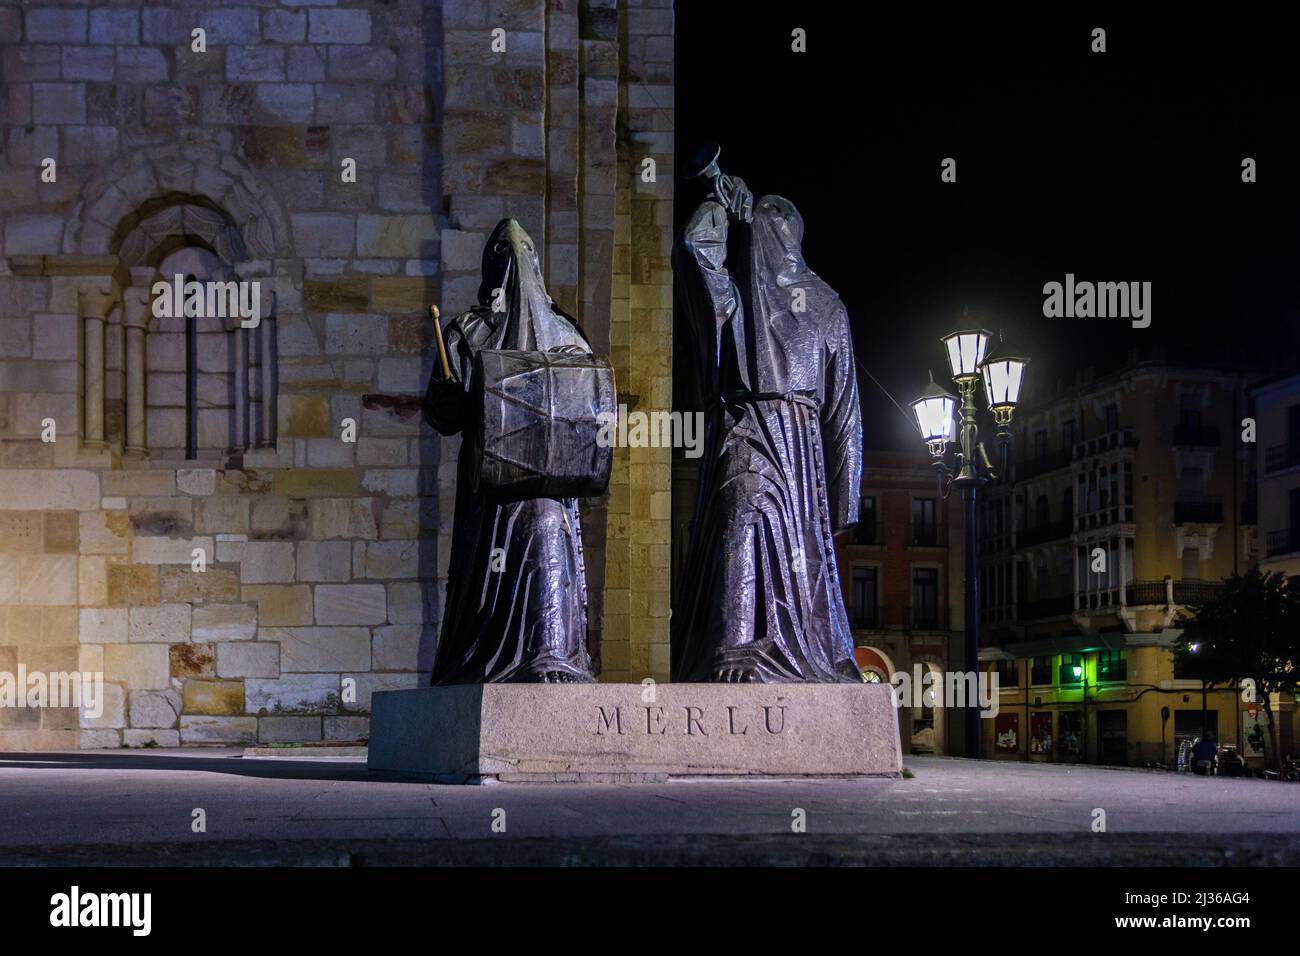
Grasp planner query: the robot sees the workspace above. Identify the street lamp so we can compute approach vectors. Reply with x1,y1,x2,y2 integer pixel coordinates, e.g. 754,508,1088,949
912,375,957,458
981,354,1029,435
911,324,1029,759
1072,661,1089,763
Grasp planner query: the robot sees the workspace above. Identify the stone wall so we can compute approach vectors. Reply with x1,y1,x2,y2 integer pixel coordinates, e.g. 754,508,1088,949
600,1,673,682
0,0,673,749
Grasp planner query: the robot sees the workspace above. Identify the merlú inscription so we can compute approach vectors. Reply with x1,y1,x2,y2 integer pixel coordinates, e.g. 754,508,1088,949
595,704,787,736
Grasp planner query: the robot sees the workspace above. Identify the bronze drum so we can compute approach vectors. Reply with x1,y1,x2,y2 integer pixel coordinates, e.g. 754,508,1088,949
472,349,616,502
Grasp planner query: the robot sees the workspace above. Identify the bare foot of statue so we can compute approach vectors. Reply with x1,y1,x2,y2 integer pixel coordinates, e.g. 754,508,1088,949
712,665,757,683
539,670,581,683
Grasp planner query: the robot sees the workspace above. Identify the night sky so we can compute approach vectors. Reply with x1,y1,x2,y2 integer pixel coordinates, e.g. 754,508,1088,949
674,5,1300,450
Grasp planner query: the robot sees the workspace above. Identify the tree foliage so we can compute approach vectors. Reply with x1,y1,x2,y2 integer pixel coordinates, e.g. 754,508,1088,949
1172,568,1300,769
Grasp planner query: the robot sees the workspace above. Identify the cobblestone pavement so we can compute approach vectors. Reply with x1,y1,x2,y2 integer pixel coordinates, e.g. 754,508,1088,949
1,751,1296,864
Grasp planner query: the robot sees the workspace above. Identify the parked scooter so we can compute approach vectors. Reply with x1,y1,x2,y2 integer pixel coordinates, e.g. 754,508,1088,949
1213,745,1246,777
1261,755,1300,781
1283,754,1300,782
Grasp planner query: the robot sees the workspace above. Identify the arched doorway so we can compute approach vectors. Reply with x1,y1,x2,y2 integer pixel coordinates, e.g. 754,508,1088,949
910,659,947,755
853,646,893,684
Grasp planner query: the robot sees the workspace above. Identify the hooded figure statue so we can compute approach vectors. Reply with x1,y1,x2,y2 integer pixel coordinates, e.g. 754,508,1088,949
423,218,595,683
672,188,864,683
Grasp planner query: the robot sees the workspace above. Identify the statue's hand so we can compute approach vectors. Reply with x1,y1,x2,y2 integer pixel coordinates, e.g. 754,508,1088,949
716,176,753,224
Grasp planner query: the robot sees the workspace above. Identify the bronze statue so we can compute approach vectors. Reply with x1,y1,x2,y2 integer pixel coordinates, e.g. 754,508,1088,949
672,148,864,683
423,218,602,684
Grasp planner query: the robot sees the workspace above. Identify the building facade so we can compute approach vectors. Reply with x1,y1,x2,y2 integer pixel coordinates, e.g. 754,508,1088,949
836,449,963,756
1254,371,1300,579
976,350,1296,766
0,0,675,750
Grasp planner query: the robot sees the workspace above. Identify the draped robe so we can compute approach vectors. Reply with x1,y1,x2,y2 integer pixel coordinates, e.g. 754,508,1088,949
672,196,864,683
423,218,595,684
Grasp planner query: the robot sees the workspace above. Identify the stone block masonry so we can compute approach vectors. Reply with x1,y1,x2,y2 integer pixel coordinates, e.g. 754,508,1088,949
0,0,674,749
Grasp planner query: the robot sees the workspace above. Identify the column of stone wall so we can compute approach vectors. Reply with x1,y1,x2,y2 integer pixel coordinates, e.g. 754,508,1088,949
544,3,579,314
0,253,95,748
440,0,626,678
602,151,634,682
3,257,101,470
77,278,115,451
624,3,676,686
253,270,277,451
232,312,249,455
104,290,125,452
574,0,621,672
437,2,551,625
440,0,548,311
121,267,155,459
603,0,674,682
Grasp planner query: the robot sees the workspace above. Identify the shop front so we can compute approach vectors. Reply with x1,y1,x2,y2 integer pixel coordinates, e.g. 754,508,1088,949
1029,711,1053,760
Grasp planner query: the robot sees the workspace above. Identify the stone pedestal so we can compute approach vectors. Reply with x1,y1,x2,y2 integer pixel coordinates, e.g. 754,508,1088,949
367,683,902,782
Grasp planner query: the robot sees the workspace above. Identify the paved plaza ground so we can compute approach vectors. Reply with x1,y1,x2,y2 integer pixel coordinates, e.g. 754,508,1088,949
0,752,1297,865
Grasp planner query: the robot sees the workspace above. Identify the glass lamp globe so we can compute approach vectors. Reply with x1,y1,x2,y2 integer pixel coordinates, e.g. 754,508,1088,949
980,355,1028,422
940,329,992,381
911,380,957,457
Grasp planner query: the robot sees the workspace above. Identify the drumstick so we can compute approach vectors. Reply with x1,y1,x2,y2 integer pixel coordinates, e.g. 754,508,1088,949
429,304,452,380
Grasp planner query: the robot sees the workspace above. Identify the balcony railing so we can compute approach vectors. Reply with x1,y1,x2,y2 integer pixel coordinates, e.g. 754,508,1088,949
1017,519,1072,548
1172,423,1221,446
1265,443,1300,473
1173,496,1223,524
1266,528,1300,558
1124,581,1167,606
1174,580,1225,605
1125,579,1225,606
1078,588,1124,610
1073,429,1136,461
979,532,1012,555
1018,593,1074,620
1017,448,1072,482
1075,505,1134,531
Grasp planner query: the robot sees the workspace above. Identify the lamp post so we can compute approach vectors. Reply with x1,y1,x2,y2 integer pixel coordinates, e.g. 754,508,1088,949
911,327,1028,759
1072,661,1088,762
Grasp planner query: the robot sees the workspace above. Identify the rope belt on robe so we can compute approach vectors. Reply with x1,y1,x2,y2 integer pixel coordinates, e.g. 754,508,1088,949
707,387,834,555
710,390,821,413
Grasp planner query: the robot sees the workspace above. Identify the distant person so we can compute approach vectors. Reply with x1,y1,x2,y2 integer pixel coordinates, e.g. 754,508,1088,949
1192,735,1217,762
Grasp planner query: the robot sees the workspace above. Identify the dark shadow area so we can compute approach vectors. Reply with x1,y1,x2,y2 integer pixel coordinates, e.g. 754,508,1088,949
676,4,1300,451
0,750,431,784
414,0,447,680
4,832,1300,866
